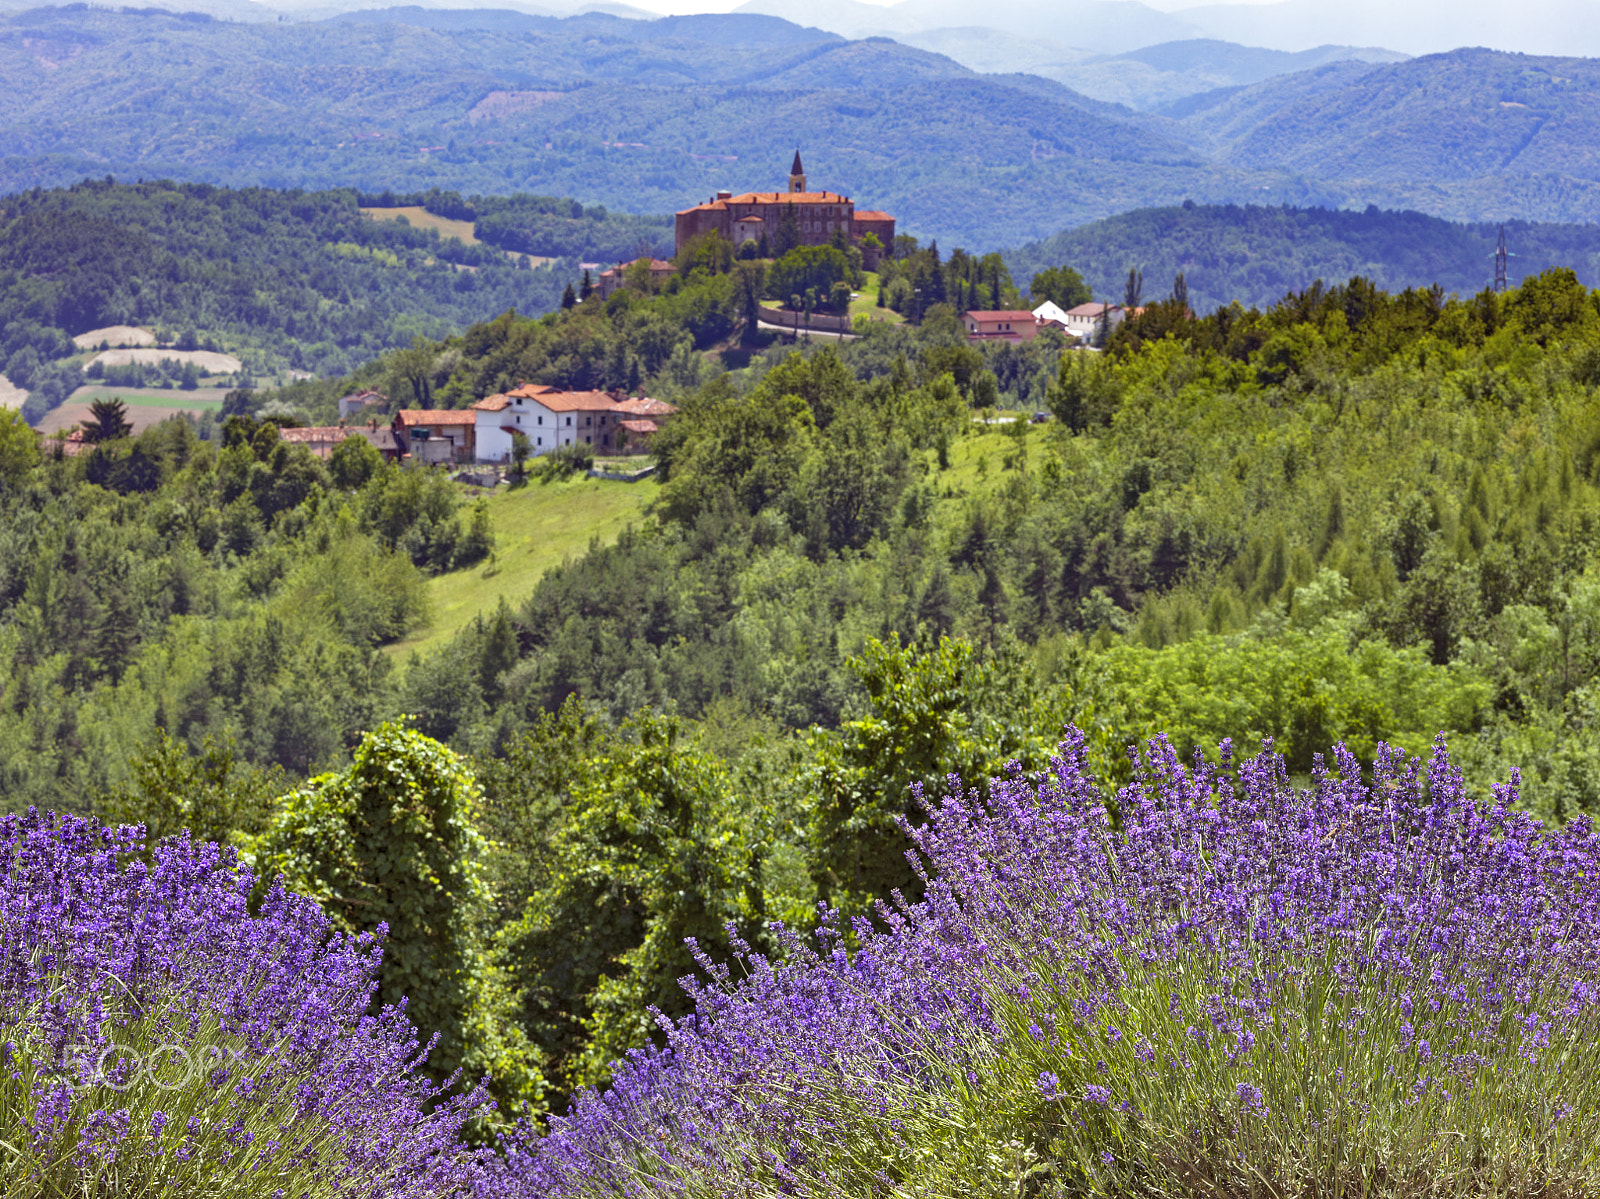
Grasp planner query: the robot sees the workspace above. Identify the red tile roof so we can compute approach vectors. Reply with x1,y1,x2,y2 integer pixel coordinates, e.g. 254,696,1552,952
601,257,674,276
619,418,659,435
396,409,476,426
525,390,622,413
279,425,398,451
967,311,1038,322
678,191,851,215
473,394,512,411
613,397,678,417
853,210,893,221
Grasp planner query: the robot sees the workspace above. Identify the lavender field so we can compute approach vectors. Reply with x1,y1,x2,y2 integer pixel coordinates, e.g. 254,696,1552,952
8,727,1599,1198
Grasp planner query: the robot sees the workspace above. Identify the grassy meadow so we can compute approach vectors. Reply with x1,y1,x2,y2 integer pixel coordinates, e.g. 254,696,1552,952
361,205,555,266
387,474,659,661
850,271,905,324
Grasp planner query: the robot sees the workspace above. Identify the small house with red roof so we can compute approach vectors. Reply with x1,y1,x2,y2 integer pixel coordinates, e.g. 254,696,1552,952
279,424,399,462
596,258,675,300
393,409,477,464
965,310,1041,344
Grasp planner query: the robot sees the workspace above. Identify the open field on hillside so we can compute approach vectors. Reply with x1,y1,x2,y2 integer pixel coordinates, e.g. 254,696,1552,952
361,205,482,243
849,273,904,324
85,348,242,373
38,387,229,434
72,325,157,349
361,205,555,266
388,474,659,661
39,403,200,436
64,386,230,408
0,375,24,410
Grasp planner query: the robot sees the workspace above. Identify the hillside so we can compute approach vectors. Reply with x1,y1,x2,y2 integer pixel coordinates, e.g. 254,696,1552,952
1005,203,1600,312
0,178,671,421
4,220,1600,1181
1161,49,1600,221
901,33,1407,110
6,8,1600,246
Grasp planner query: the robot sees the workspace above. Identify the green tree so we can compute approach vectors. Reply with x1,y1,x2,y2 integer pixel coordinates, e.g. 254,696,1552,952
97,730,286,850
1124,267,1144,310
774,203,802,258
249,721,542,1114
808,635,1054,914
328,432,385,489
81,397,133,443
490,711,768,1094
1030,264,1092,310
510,429,532,482
0,408,39,486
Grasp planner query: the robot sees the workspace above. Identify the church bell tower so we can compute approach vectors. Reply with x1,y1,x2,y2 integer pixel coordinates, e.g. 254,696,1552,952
788,150,806,194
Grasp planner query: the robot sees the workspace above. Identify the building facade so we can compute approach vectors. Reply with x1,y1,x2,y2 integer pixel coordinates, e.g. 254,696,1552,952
393,410,476,464
674,152,895,265
965,310,1041,344
473,384,678,463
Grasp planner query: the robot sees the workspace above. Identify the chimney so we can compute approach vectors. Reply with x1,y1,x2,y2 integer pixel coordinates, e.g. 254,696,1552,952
716,190,732,201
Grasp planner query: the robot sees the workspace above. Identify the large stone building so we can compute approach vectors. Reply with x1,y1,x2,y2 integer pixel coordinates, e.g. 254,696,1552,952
674,152,895,264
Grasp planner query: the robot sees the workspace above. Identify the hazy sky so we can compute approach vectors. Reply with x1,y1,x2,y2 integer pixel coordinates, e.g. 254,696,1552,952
614,0,1595,57
621,0,1333,14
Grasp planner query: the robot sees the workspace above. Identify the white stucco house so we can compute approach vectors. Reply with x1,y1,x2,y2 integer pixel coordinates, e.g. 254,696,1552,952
473,384,676,463
1059,302,1143,342
1031,300,1081,337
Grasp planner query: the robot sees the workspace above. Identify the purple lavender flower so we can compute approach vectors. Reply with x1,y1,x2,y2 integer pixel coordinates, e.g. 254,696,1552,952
0,810,486,1195
479,729,1600,1197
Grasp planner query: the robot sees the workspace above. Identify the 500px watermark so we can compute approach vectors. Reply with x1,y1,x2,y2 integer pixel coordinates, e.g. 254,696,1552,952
51,1041,250,1092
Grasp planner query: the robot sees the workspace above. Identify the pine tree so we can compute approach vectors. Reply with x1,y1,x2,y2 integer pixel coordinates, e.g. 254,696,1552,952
561,281,577,309
1124,267,1144,310
579,269,594,300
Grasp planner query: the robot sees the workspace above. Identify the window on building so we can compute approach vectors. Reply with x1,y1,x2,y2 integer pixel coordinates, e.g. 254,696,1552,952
566,417,572,426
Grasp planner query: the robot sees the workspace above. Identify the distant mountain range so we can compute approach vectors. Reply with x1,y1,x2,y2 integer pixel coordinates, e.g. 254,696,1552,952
1,6,1598,249
897,34,1407,110
1005,204,1600,314
730,0,1599,59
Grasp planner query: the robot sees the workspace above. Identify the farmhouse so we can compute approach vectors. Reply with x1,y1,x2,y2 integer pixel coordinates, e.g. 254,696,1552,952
337,389,388,420
1030,300,1080,336
473,384,678,463
964,310,1040,344
596,258,674,299
279,424,400,461
1062,302,1144,341
393,409,477,464
674,152,895,266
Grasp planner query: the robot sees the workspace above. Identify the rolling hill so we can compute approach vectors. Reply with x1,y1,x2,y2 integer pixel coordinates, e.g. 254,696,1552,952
1005,203,1600,313
2,8,1600,248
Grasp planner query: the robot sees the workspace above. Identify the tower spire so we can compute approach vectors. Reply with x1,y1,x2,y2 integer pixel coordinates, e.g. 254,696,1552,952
789,149,806,194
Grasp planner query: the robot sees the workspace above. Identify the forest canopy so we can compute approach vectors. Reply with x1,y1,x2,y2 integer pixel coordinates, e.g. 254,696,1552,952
1,252,1598,1128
